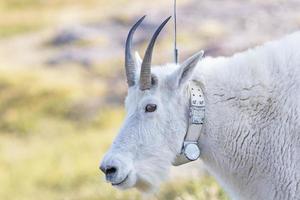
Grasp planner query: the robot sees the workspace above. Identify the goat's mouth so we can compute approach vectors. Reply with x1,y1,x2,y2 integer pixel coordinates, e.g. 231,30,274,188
111,174,129,186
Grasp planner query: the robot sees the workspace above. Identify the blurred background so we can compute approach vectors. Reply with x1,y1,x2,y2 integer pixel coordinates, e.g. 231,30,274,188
0,0,299,199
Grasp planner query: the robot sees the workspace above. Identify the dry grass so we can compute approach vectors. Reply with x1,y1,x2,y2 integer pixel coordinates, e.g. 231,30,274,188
0,66,228,200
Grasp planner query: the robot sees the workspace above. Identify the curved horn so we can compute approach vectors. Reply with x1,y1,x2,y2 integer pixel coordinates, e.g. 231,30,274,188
125,15,146,87
140,16,172,90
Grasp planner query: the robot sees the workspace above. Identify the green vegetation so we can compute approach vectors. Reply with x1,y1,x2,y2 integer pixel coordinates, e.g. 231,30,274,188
0,67,226,200
0,23,228,200
0,68,228,200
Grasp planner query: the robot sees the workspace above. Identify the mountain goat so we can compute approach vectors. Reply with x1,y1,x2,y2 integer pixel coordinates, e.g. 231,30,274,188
100,16,300,200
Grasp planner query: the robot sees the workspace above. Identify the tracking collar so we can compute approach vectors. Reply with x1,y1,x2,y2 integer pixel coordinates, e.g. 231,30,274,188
172,80,205,166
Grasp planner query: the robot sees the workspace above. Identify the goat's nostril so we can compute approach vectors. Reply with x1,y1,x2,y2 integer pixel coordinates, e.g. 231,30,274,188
100,164,118,176
106,166,117,175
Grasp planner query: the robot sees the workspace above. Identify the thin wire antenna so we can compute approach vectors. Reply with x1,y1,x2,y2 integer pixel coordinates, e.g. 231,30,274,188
174,0,179,64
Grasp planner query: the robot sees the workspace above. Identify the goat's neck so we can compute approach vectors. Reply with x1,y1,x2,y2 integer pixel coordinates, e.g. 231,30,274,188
194,55,272,198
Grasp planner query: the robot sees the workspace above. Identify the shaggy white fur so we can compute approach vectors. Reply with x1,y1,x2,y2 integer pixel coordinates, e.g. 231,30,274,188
101,31,300,199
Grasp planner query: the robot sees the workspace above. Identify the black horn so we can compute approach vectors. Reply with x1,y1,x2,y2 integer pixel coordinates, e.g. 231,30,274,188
139,16,172,90
125,15,146,87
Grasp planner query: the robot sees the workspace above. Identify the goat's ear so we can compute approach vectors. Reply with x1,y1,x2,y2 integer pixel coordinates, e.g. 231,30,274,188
134,51,142,68
168,51,204,89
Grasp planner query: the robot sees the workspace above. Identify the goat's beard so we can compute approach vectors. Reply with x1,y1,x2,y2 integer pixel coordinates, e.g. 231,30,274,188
134,153,173,193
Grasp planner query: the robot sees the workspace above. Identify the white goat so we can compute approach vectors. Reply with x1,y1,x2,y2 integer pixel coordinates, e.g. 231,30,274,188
100,16,300,200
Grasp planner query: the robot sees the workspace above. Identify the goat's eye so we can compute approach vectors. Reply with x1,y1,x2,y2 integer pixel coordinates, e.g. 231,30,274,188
145,104,157,112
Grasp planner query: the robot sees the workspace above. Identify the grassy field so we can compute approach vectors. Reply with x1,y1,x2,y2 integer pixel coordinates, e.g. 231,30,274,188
0,68,228,200
0,0,228,190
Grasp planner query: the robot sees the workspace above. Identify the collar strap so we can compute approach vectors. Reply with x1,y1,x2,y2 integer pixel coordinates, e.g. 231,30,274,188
172,80,205,166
